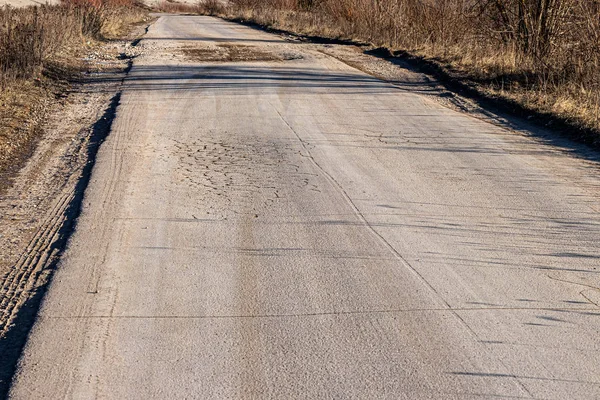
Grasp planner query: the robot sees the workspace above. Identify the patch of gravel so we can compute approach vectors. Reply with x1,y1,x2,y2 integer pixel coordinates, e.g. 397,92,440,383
175,42,302,63
182,43,282,62
312,43,490,118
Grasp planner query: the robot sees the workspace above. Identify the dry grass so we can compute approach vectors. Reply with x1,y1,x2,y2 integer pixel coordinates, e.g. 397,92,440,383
155,0,225,15
0,0,147,186
155,0,199,13
226,0,600,143
0,82,47,183
0,1,146,83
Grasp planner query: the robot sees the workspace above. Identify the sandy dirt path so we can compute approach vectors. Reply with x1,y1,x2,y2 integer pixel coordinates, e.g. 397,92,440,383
8,15,600,399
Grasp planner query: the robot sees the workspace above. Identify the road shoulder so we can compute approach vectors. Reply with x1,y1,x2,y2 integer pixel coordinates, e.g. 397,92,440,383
0,24,147,396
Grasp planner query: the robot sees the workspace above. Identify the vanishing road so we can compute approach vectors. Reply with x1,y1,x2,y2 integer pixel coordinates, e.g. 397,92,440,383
9,16,600,399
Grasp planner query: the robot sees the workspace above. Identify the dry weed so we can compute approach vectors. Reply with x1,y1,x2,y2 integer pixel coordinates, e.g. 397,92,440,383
154,0,225,15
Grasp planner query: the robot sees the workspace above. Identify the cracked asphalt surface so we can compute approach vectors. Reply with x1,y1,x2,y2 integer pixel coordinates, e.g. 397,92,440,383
9,15,600,399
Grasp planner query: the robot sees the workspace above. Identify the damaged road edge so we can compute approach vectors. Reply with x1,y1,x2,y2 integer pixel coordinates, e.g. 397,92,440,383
0,91,124,400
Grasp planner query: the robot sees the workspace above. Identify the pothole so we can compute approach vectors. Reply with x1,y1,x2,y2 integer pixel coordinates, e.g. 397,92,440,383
181,44,302,62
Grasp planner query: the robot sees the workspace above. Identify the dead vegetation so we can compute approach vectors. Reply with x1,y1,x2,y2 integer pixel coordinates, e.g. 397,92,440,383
223,0,600,144
155,0,225,15
0,0,147,188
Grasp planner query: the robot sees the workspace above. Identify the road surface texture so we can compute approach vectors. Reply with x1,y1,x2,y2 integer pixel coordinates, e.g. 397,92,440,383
9,15,600,399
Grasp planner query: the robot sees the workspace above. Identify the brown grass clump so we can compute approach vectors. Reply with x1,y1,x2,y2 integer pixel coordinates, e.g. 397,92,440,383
155,0,199,14
155,0,225,15
199,0,226,15
226,0,600,143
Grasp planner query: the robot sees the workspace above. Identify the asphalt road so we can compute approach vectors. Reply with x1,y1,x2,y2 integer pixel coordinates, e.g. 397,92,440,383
9,16,600,399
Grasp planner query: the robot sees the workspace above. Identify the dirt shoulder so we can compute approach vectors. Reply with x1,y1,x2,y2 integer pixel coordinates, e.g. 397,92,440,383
0,21,149,395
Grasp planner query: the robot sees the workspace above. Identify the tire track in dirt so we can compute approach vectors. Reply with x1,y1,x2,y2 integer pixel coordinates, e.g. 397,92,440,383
0,92,122,398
